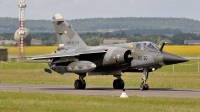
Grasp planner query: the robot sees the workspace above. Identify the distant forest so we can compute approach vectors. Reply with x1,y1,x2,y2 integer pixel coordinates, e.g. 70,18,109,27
0,17,200,34
1,32,200,46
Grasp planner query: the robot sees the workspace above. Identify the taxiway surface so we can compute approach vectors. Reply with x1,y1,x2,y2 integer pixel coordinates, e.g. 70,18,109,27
0,84,200,98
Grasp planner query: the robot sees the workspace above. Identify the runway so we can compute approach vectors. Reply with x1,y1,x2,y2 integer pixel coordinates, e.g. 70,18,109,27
0,84,200,98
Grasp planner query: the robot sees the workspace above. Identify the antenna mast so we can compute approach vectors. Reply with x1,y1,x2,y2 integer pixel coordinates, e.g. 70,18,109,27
18,0,26,58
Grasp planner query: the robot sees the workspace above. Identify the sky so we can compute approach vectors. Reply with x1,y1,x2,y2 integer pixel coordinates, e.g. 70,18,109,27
0,0,200,21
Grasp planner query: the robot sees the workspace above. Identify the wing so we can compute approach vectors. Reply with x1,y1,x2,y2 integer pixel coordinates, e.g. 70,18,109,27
31,49,106,60
31,52,79,60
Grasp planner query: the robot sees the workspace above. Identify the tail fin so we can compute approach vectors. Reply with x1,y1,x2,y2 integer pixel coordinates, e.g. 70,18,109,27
52,13,87,47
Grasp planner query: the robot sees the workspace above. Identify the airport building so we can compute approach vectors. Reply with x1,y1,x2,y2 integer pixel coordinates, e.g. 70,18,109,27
0,46,8,61
103,38,126,45
184,40,200,45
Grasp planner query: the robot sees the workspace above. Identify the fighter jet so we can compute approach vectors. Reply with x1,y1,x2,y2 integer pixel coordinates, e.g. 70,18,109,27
31,13,188,90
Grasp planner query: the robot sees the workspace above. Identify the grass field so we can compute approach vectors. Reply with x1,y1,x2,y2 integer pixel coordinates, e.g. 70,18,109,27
0,91,200,112
1,70,200,89
6,45,200,56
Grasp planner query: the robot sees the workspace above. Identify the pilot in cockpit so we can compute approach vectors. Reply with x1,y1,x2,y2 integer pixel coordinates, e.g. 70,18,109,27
136,42,159,52
136,42,147,51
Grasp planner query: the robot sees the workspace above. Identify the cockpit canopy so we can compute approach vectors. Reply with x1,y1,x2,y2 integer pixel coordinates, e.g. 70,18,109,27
135,42,160,52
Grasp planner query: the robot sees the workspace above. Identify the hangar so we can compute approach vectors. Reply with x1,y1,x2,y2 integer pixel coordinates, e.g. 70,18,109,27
0,46,8,61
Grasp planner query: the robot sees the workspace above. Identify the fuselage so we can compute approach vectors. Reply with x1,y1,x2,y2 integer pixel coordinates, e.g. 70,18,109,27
50,41,188,75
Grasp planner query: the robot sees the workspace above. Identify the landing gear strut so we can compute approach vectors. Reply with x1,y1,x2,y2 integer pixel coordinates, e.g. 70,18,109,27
140,68,149,90
74,73,86,89
113,75,124,89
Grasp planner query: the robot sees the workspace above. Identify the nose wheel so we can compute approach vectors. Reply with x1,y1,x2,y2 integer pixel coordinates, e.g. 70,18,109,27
140,83,149,90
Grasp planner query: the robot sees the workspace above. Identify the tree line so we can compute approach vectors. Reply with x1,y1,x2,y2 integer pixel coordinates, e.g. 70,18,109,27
80,32,200,45
1,17,200,33
1,32,200,46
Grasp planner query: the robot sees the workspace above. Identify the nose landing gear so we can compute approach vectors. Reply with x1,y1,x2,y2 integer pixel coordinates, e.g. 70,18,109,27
140,68,149,90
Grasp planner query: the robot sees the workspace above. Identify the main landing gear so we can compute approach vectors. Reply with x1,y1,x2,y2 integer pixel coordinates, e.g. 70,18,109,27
140,68,149,90
74,73,86,89
113,75,124,89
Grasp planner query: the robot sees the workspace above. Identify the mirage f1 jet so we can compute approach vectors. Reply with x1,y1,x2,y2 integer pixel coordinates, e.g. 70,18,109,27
31,13,188,90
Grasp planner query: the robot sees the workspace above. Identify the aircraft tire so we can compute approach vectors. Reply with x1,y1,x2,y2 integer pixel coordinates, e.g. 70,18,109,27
113,79,124,89
140,84,149,90
74,79,82,89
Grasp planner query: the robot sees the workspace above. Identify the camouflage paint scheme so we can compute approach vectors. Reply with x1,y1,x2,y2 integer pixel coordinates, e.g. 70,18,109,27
32,13,188,90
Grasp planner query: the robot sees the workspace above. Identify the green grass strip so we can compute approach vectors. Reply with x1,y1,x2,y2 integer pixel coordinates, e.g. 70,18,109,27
0,91,200,112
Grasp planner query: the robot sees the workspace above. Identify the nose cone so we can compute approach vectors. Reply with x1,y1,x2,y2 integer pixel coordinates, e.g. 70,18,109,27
163,53,189,65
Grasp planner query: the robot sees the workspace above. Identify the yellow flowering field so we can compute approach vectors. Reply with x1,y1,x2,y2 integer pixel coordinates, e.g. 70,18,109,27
8,46,57,56
164,45,200,56
7,45,200,56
